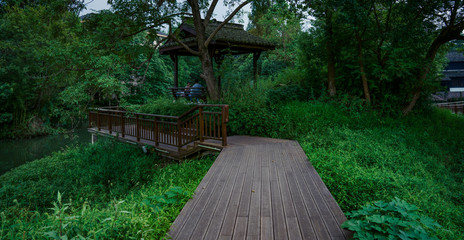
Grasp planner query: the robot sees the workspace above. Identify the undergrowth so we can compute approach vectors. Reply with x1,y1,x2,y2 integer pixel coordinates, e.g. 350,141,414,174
0,139,215,239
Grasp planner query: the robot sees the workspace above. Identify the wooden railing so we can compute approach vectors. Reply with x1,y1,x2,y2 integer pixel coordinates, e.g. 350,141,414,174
435,101,464,114
88,105,229,151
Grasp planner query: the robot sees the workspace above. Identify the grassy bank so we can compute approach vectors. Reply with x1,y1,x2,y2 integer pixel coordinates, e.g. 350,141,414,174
0,139,214,239
267,100,463,239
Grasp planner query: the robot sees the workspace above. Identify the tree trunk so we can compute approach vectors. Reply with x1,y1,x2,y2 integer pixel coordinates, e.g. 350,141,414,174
402,27,461,115
357,34,371,104
199,50,220,101
326,9,336,96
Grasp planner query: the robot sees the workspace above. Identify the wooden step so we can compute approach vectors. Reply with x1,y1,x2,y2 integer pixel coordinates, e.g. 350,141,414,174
195,141,224,152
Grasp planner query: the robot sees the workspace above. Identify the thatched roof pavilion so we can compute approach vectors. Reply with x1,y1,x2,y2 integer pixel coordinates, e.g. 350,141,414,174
159,19,275,88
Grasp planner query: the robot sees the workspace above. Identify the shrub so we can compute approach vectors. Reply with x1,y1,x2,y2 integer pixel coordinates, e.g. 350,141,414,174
342,198,442,239
0,144,215,239
266,84,308,105
124,98,194,116
0,139,159,210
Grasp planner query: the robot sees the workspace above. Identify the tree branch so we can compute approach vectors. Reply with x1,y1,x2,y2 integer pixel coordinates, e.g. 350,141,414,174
168,33,200,56
204,0,251,47
450,0,461,25
204,0,219,24
121,13,192,39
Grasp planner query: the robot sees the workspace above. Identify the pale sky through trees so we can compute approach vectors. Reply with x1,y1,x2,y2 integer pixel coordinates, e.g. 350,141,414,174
80,0,251,27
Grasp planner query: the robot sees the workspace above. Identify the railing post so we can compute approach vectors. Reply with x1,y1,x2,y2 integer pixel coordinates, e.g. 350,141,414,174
222,106,228,146
199,107,204,142
108,112,112,134
88,111,91,128
97,110,101,131
155,117,159,147
136,114,140,142
154,117,159,146
121,112,125,138
177,118,182,151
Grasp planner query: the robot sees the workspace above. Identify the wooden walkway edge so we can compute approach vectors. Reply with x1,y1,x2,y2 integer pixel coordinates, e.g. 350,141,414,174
168,136,352,240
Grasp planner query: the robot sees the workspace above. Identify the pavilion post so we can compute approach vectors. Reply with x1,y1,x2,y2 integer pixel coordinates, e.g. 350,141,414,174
170,54,179,88
253,51,261,88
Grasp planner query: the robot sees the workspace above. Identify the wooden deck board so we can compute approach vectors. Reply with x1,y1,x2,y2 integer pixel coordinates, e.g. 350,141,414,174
169,136,351,240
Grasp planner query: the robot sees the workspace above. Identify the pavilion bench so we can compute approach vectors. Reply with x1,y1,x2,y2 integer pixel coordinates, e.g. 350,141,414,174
169,87,207,103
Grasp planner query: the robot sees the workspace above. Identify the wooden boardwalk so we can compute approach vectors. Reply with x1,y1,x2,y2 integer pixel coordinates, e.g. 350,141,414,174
169,136,352,240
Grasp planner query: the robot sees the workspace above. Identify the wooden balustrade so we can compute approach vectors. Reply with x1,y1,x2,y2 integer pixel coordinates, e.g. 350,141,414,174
88,105,229,151
435,101,464,114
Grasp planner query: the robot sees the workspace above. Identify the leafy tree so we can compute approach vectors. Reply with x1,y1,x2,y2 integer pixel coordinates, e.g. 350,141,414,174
300,0,463,114
110,0,252,101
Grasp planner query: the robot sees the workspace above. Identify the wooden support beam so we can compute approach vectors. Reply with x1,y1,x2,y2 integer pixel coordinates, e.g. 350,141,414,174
170,54,179,88
253,51,261,88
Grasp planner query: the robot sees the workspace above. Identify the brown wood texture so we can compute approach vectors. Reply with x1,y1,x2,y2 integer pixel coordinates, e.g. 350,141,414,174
168,136,352,240
88,106,229,151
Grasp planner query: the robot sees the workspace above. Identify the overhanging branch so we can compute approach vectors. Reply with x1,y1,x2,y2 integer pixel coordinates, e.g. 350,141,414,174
204,0,219,24
204,0,251,47
168,34,200,56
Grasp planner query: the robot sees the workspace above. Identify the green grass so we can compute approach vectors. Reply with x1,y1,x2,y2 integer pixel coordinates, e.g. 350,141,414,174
274,101,464,239
0,139,215,239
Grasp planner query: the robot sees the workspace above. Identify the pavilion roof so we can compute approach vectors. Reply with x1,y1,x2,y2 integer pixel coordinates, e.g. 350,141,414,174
159,19,275,56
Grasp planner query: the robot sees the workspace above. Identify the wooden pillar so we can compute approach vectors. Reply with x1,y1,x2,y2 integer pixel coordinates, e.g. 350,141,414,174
121,112,125,138
253,51,261,88
170,54,179,88
199,107,204,142
136,114,140,142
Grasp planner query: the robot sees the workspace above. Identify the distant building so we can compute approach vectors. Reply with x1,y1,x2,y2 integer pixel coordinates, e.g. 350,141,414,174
432,51,464,102
442,51,464,92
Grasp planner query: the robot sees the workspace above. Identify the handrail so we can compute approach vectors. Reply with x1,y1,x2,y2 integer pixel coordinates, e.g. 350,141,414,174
92,108,180,119
88,104,229,151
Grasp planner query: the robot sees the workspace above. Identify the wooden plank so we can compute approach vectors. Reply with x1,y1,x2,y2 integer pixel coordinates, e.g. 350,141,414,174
280,146,317,239
174,151,235,239
280,142,332,240
237,146,256,217
232,217,248,240
260,217,273,240
260,144,273,240
169,149,233,237
191,148,242,240
291,141,351,239
219,146,253,237
286,142,346,239
246,144,262,239
203,149,243,240
274,145,302,240
269,145,288,240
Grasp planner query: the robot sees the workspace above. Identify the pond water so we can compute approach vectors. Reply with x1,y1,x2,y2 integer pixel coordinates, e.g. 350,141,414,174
0,126,92,176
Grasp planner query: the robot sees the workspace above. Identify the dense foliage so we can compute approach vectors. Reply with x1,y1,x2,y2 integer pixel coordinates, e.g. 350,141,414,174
0,139,215,239
0,1,174,138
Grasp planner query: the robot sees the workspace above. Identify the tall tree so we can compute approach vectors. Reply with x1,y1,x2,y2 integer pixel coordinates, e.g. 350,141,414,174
402,0,464,114
168,0,251,101
110,0,251,101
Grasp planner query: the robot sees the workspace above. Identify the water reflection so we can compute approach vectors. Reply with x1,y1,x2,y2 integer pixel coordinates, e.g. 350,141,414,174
0,126,91,176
